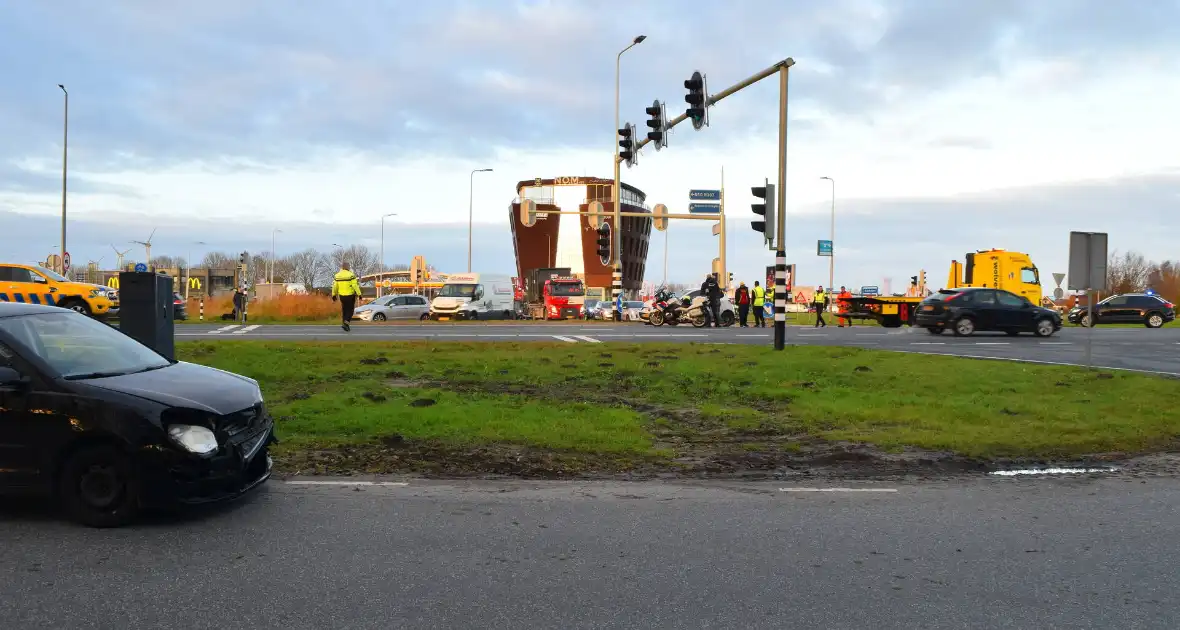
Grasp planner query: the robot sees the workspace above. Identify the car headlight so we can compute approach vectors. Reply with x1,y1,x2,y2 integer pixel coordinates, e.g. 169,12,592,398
167,424,219,455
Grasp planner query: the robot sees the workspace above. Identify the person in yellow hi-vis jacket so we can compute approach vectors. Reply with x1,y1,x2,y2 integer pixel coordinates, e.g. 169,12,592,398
331,262,362,332
751,281,766,328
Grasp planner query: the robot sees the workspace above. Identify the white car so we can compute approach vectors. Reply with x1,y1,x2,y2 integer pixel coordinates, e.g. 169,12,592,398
354,294,431,321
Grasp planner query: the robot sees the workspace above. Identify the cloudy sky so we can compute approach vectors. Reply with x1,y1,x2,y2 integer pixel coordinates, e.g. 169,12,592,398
3,0,1178,291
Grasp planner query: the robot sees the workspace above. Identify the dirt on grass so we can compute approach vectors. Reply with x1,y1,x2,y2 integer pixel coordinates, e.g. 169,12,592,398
270,369,1165,481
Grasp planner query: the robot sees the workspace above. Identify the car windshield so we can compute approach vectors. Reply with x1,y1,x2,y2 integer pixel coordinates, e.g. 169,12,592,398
0,312,172,379
438,283,477,298
549,282,585,296
33,267,69,282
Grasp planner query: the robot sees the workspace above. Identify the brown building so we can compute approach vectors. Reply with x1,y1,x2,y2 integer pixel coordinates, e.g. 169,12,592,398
509,176,651,292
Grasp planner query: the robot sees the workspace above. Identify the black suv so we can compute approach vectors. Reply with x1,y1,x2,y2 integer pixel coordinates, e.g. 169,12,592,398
1068,293,1175,328
915,287,1062,337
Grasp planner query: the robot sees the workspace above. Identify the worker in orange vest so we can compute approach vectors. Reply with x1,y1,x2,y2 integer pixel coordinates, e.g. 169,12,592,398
836,286,853,327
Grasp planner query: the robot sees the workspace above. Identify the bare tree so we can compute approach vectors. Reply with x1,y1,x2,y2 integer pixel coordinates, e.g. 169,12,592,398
286,248,328,290
329,245,380,277
201,251,234,269
1106,250,1152,294
151,255,181,269
1149,260,1180,302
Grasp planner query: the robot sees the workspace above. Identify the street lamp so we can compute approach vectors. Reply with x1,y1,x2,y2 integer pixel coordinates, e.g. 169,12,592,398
380,213,397,297
613,35,646,320
270,228,283,283
820,176,835,295
468,168,493,272
58,84,68,274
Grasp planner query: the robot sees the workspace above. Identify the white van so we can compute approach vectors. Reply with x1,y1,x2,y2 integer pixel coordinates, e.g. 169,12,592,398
429,273,516,321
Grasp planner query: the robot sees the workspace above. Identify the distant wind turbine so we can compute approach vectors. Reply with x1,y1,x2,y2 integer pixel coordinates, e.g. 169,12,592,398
112,245,132,269
131,228,157,268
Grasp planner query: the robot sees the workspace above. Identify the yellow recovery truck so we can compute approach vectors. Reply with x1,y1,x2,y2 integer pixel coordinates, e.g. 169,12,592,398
843,249,1043,327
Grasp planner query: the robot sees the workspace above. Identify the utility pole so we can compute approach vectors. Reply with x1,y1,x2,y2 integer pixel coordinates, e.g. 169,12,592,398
58,84,68,275
270,228,282,284
821,176,835,296
380,213,397,297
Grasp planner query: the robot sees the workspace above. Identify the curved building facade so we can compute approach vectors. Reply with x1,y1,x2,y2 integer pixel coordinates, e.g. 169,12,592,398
509,177,651,293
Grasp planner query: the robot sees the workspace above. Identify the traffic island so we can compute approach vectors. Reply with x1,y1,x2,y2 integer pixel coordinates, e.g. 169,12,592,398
177,341,1180,480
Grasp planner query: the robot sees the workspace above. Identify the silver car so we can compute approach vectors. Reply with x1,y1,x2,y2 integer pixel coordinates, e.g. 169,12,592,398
354,294,431,321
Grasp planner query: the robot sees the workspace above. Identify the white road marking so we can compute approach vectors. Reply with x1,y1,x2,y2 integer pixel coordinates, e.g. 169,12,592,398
855,333,889,336
989,467,1117,476
974,342,1009,345
233,324,261,334
888,349,1180,377
779,487,898,493
1039,342,1072,345
286,480,410,486
573,335,602,343
911,342,945,345
551,335,579,343
208,325,240,334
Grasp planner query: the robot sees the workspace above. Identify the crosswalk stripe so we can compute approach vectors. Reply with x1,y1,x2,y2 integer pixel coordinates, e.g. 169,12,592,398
573,335,602,343
209,325,240,334
551,335,578,343
233,324,261,334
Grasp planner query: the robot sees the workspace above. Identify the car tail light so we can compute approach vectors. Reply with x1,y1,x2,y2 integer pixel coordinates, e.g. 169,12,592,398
1165,301,1175,308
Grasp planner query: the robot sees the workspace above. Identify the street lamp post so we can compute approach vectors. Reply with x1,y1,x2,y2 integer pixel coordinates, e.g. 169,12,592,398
613,34,646,320
58,84,68,275
820,176,835,295
468,168,493,272
270,228,282,284
380,213,397,297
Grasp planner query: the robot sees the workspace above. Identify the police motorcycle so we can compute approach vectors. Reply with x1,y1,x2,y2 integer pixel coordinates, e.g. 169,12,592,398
648,287,709,328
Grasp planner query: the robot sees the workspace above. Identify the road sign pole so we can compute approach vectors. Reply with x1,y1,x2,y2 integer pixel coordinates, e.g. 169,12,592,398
719,166,727,291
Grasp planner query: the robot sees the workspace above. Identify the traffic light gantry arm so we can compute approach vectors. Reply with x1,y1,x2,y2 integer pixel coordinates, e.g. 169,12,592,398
622,57,795,160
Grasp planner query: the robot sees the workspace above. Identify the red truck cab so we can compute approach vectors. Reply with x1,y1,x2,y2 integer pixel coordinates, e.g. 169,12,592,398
543,277,586,319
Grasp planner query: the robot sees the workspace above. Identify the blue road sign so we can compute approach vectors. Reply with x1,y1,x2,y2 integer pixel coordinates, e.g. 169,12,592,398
689,189,721,201
134,262,148,272
817,239,833,256
861,285,879,296
688,203,722,214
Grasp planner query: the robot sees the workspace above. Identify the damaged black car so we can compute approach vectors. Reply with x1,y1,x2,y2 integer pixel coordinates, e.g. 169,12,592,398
0,303,276,527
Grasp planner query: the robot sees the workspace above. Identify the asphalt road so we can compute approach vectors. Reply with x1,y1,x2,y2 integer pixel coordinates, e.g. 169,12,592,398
177,322,1180,375
2,476,1177,629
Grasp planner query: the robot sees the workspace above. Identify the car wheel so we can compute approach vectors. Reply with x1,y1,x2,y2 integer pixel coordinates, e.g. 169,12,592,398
1146,312,1165,328
953,317,975,336
372,312,386,322
1034,318,1056,337
57,443,140,528
926,327,943,335
61,299,92,316
721,311,735,327
1080,314,1092,327
419,313,429,321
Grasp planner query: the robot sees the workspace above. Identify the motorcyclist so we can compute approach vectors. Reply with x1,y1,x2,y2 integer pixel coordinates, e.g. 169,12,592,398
700,273,723,328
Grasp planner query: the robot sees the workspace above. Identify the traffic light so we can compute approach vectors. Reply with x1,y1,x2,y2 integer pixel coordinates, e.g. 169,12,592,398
911,275,918,286
595,223,612,265
750,179,775,249
645,100,667,150
618,123,637,167
684,71,708,131
727,272,733,286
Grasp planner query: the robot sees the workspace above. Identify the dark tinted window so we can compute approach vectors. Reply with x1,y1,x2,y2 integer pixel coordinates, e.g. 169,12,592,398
3,267,33,283
391,297,406,306
995,291,1025,307
971,290,998,306
407,297,427,306
1129,296,1162,307
1102,295,1129,306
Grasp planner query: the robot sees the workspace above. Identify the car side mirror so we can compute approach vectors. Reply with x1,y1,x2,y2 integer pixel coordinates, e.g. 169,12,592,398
0,366,29,389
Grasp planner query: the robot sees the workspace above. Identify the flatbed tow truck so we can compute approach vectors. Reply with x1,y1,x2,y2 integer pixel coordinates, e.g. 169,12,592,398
843,249,1043,327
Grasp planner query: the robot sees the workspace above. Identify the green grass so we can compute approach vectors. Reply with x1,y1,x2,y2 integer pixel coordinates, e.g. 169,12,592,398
177,341,1178,474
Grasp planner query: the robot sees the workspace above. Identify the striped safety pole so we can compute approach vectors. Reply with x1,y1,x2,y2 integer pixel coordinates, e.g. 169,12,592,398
611,265,623,322
199,297,204,321
773,251,787,350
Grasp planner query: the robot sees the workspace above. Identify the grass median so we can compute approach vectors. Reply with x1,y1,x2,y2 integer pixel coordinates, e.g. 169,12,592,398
177,340,1178,477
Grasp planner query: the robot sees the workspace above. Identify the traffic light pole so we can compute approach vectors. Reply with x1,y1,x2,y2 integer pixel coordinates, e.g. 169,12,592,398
719,166,727,291
773,64,789,351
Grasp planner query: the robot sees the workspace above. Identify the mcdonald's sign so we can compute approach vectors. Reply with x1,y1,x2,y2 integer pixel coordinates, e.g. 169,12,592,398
189,277,202,290
107,277,119,289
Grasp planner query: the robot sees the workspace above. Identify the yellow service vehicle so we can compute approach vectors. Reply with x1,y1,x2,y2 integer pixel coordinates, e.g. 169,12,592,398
844,249,1042,327
0,263,120,318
